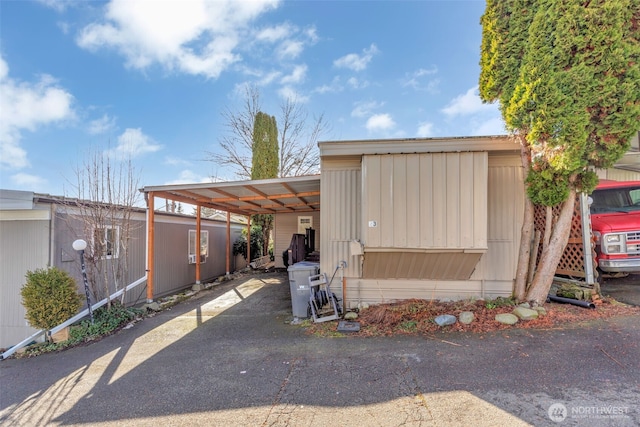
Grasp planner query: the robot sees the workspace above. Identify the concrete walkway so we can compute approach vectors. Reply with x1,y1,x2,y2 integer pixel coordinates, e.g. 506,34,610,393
1,271,639,426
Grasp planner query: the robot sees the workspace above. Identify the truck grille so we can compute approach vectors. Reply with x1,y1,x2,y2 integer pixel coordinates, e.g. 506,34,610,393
628,231,640,255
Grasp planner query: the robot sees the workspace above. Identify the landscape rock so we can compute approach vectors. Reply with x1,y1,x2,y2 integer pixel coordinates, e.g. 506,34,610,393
459,311,475,324
513,307,539,320
495,313,519,325
142,302,161,312
518,302,531,309
344,311,358,320
534,306,547,316
192,283,204,291
434,314,457,326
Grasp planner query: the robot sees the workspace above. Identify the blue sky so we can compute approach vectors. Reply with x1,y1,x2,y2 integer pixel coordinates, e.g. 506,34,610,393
0,0,505,197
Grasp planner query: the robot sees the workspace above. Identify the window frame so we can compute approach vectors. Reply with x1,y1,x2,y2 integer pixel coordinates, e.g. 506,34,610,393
188,229,209,264
93,225,120,260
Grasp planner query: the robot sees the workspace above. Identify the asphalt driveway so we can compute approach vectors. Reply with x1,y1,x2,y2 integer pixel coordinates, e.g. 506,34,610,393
1,271,639,426
601,273,640,306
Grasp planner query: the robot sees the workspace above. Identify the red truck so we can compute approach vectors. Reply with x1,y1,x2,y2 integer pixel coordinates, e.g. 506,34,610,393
590,180,640,274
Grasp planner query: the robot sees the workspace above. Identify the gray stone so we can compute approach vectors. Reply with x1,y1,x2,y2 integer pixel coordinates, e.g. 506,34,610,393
518,302,531,309
192,283,204,291
513,307,539,321
495,313,519,325
344,311,358,320
459,311,475,324
534,306,547,316
143,302,161,312
434,314,457,326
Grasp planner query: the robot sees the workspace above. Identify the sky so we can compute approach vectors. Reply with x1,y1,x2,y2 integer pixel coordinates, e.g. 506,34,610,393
0,0,505,197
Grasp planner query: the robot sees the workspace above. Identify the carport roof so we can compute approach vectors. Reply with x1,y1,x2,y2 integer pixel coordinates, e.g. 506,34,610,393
141,175,321,216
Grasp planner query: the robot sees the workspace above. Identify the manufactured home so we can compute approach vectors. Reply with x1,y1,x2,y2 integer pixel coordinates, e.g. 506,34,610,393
142,134,639,311
0,190,244,349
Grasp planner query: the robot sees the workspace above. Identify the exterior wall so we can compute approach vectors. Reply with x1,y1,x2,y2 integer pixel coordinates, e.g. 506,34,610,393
597,168,640,182
0,210,51,349
151,215,242,298
0,196,244,349
319,156,362,281
472,153,525,296
333,151,524,308
362,152,488,250
274,210,320,268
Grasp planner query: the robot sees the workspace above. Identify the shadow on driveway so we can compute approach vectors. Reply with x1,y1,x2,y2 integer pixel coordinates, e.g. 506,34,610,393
2,271,639,426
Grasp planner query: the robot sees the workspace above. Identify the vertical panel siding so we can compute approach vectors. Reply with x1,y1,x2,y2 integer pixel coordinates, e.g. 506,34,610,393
363,152,488,250
0,217,50,348
320,158,362,282
479,155,525,281
274,210,320,268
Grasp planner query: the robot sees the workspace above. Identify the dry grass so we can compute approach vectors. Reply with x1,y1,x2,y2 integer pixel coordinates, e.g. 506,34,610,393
305,296,640,337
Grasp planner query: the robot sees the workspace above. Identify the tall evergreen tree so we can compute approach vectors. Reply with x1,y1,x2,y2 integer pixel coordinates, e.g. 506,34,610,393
480,0,640,303
251,111,279,258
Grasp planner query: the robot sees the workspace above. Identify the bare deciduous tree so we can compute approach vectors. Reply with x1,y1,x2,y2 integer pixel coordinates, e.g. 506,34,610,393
69,147,141,307
207,83,328,179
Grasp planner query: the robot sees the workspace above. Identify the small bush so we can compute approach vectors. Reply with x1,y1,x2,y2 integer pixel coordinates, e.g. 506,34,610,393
20,302,144,357
21,267,82,330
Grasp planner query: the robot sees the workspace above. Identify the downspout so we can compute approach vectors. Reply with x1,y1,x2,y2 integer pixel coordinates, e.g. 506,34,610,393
49,202,56,267
226,211,231,277
246,215,251,266
146,192,155,302
196,205,201,284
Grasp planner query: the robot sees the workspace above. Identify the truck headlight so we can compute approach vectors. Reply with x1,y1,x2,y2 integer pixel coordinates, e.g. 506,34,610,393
603,233,625,254
607,244,622,254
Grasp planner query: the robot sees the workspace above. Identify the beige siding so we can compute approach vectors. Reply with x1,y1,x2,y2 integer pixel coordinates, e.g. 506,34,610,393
597,168,640,181
0,215,51,348
319,157,362,280
362,152,488,250
274,210,320,268
473,154,524,282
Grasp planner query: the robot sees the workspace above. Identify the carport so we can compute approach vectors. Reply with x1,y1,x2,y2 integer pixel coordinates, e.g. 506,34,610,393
141,175,321,302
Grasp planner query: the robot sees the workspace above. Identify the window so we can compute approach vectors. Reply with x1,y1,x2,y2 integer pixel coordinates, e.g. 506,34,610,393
188,230,208,264
93,226,120,259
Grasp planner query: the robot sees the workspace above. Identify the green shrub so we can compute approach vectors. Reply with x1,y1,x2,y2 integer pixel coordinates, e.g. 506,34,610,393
21,267,82,330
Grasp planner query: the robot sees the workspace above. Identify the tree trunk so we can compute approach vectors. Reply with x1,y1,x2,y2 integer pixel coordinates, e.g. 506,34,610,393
525,187,577,304
514,139,534,301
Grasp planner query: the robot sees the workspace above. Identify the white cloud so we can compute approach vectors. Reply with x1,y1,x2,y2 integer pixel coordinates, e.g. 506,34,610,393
347,77,369,90
11,172,48,189
280,64,307,85
256,23,293,43
277,39,304,60
164,156,192,166
441,86,495,117
366,113,396,133
76,0,280,79
106,128,162,158
402,67,439,92
164,169,212,185
88,114,117,135
471,117,507,136
314,76,343,94
278,86,309,103
417,121,434,137
334,43,379,72
0,56,75,169
351,100,383,118
37,0,74,12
